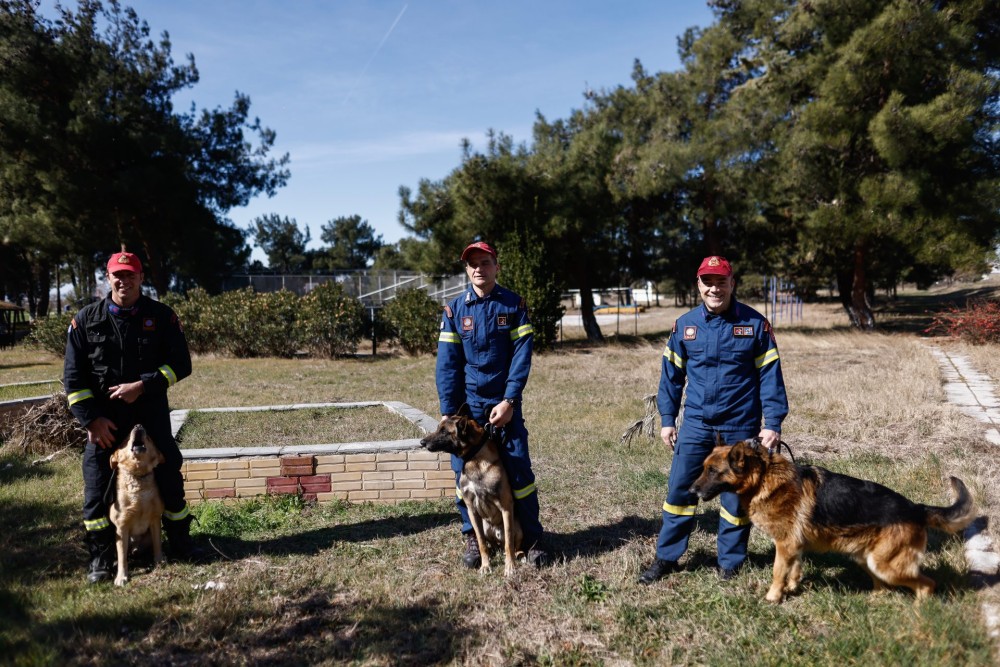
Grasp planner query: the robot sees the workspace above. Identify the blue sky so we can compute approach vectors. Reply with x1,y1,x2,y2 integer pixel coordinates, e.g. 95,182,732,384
117,1,717,254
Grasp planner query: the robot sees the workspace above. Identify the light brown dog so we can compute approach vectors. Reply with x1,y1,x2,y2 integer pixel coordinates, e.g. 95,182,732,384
109,424,166,586
420,404,523,576
690,438,975,603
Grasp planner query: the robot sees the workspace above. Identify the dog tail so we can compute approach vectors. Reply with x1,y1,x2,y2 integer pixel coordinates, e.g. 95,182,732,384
924,477,976,534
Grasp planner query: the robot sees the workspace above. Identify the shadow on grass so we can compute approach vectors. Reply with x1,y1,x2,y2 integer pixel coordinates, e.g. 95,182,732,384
203,511,458,559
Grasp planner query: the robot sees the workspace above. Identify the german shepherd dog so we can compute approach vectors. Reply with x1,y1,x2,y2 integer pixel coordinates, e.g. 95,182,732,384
690,438,975,603
109,425,166,586
420,404,523,576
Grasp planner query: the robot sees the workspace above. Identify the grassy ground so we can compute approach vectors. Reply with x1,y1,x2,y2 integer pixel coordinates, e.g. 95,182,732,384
176,406,424,449
2,282,1000,665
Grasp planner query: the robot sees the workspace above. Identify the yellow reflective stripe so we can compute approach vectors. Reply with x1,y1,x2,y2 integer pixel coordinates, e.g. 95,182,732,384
755,348,779,369
439,332,461,344
720,506,751,526
513,482,536,499
163,504,190,521
158,364,178,386
455,486,463,499
67,389,94,406
663,502,697,516
509,324,534,341
663,347,685,369
84,517,110,531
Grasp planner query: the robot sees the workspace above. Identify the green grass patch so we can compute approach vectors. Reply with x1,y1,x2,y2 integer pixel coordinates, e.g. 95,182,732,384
0,381,59,401
175,405,424,449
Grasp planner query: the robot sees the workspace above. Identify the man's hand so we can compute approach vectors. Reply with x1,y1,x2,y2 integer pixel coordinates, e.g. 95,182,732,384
661,426,677,451
86,417,118,449
489,401,514,427
108,381,144,404
758,428,780,451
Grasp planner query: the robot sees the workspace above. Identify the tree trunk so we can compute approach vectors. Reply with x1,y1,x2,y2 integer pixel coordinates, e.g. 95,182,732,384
837,245,875,330
33,258,51,318
576,271,604,343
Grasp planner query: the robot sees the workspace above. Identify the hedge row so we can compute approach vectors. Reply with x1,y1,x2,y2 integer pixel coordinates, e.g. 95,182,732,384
30,286,442,359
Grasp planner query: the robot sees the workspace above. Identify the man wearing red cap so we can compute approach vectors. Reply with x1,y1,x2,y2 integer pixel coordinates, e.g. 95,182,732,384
434,241,550,568
638,255,789,584
64,248,199,583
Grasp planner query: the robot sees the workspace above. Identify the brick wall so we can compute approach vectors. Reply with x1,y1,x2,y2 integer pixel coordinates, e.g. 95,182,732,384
182,448,453,504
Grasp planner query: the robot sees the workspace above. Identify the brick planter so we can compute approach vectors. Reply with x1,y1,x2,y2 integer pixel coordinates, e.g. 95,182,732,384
175,401,452,505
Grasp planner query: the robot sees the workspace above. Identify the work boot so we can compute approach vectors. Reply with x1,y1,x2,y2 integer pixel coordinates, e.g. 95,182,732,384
163,514,207,563
462,532,482,569
85,527,115,585
637,558,679,585
525,538,553,568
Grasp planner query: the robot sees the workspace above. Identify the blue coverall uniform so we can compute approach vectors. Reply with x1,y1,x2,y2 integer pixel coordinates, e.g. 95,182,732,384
435,284,543,545
655,300,789,570
64,295,193,547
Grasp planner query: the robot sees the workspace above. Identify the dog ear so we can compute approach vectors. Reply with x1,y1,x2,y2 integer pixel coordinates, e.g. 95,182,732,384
715,432,726,447
457,404,472,419
728,442,747,474
110,448,119,470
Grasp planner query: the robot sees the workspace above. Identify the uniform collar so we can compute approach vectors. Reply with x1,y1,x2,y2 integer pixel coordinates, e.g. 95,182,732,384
465,284,503,303
702,300,739,321
107,296,141,317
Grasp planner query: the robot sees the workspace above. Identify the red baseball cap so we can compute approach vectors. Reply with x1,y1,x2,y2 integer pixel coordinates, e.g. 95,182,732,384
696,255,732,277
461,241,497,262
107,251,143,275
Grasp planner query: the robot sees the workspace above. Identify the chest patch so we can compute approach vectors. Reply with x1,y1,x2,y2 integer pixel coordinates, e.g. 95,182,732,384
143,318,156,332
683,326,697,341
497,314,508,327
462,316,474,331
733,325,754,337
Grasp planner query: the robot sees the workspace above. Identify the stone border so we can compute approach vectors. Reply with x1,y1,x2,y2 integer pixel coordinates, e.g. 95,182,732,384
174,401,453,505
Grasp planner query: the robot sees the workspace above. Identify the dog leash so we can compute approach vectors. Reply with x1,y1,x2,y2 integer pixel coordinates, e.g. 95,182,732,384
751,437,796,464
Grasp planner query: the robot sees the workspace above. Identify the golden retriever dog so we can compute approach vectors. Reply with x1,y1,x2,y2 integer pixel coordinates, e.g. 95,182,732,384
690,438,975,603
109,425,165,586
420,404,523,576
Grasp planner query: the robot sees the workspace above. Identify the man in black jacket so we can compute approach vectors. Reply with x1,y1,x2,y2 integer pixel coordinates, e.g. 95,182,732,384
64,248,199,584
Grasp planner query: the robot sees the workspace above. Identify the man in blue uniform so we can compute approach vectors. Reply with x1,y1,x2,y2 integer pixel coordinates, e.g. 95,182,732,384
639,255,789,584
65,249,199,584
435,241,550,568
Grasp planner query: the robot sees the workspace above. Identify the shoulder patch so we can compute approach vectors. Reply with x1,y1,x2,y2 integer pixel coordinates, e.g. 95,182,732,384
671,320,677,334
444,304,453,318
518,297,527,310
763,318,775,343
71,318,78,330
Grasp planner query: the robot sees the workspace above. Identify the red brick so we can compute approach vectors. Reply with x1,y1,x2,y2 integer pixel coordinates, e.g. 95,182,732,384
267,477,300,490
298,474,331,485
203,488,236,499
302,493,317,502
301,480,331,493
280,455,314,466
280,464,314,476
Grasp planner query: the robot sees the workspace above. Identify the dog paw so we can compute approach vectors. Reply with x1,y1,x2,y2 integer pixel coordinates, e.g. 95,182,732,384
114,576,129,587
765,589,784,604
504,563,516,577
478,564,493,575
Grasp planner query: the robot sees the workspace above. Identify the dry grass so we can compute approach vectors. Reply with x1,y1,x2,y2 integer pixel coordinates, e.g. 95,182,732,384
2,286,1000,665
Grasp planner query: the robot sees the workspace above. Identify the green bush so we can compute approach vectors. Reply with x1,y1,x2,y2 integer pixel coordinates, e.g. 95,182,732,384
26,312,74,357
381,288,441,355
500,230,565,351
162,288,215,354
297,281,365,357
164,288,302,358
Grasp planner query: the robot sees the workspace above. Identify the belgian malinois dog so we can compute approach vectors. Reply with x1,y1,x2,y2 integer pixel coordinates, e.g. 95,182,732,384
420,404,523,576
690,438,975,603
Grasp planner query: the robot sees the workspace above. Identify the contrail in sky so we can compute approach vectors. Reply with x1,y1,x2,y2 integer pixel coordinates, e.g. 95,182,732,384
343,4,408,105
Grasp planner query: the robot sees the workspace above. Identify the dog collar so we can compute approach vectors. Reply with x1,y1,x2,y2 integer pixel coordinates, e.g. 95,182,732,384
461,426,496,462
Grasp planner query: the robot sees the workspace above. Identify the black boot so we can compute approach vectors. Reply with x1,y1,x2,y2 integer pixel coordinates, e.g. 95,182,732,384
163,514,207,563
85,527,115,584
462,532,482,569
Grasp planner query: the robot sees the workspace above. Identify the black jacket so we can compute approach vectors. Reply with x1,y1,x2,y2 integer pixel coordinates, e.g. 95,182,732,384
64,295,191,428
